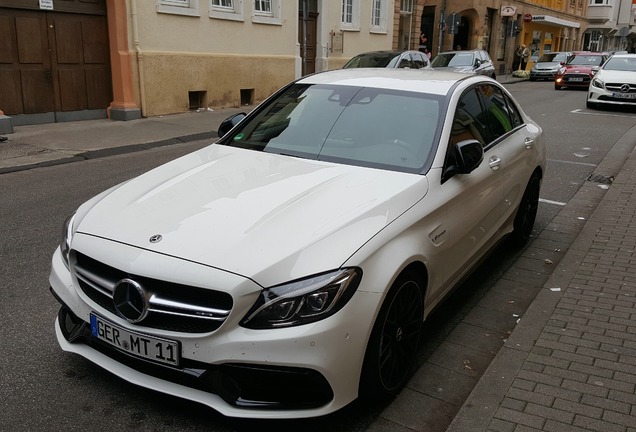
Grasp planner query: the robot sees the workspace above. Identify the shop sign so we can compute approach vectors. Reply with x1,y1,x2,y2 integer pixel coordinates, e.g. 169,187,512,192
501,6,516,17
523,13,533,23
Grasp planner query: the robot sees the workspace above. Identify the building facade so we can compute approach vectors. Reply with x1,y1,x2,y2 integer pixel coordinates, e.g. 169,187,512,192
396,0,590,75
584,0,636,53
0,0,397,128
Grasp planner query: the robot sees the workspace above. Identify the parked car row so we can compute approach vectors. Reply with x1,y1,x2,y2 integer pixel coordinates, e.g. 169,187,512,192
344,49,497,79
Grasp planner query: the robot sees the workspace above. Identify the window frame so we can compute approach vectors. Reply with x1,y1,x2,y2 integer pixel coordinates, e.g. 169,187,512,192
210,0,244,21
370,0,388,33
341,0,360,31
252,0,281,25
157,0,200,17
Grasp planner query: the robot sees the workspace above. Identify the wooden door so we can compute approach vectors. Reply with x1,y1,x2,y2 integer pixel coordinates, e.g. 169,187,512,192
0,7,112,120
0,9,55,114
299,11,317,76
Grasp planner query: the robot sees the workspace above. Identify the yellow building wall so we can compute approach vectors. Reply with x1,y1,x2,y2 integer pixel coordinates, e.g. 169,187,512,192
139,52,295,116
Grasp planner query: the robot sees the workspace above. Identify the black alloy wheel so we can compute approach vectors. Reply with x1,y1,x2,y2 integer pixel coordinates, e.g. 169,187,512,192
510,173,541,248
359,271,424,400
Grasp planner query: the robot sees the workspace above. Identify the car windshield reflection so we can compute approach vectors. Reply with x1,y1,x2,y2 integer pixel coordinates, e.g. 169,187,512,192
432,52,474,67
222,84,442,173
603,56,636,72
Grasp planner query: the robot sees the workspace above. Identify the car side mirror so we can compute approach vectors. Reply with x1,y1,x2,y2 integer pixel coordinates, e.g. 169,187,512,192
218,113,246,138
443,139,484,182
455,139,484,173
474,59,482,67
591,66,600,74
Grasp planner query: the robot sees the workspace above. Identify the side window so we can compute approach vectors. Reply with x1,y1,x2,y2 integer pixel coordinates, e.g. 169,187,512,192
477,85,522,143
504,94,523,128
412,53,425,69
449,89,489,147
398,55,413,68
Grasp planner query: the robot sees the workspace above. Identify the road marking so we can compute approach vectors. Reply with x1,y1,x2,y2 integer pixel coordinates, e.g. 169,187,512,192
571,108,636,119
547,158,596,167
540,198,567,206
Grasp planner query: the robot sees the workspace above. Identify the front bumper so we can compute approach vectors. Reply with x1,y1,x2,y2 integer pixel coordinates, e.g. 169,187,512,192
556,73,592,88
49,244,378,419
588,83,636,106
529,70,557,80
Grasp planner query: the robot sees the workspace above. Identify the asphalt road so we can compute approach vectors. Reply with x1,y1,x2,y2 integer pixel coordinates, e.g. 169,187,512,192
1,82,635,432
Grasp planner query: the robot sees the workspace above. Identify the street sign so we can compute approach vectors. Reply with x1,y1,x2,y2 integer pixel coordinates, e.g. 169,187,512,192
446,13,461,35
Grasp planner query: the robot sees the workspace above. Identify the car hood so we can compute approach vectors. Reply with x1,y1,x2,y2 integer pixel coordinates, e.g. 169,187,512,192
75,145,427,287
597,69,636,84
432,65,475,74
563,64,595,73
534,61,560,70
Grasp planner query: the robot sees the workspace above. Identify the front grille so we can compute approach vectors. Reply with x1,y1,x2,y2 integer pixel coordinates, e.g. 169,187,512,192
605,83,636,93
73,252,233,333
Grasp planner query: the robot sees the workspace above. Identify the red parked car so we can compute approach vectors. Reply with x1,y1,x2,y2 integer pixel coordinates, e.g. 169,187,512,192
554,51,609,90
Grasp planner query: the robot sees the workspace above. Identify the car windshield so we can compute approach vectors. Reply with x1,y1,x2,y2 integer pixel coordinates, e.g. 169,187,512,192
431,52,474,67
221,83,442,173
538,52,568,62
603,56,636,72
343,53,400,68
568,55,604,66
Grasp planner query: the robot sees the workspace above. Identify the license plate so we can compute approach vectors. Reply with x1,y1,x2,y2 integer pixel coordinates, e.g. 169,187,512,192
612,92,636,99
569,77,584,82
90,314,180,367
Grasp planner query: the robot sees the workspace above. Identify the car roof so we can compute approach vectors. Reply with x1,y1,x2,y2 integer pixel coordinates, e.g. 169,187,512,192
297,68,479,96
351,50,421,56
572,51,606,56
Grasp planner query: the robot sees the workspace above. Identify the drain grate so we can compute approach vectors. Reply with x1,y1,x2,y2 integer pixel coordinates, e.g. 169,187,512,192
586,173,614,184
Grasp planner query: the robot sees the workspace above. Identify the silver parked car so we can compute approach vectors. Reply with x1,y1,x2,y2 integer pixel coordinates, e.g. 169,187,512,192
529,51,573,81
431,49,496,79
343,50,432,69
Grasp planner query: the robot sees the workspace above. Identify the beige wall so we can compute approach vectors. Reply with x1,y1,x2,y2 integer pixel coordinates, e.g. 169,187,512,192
125,1,398,116
128,0,298,116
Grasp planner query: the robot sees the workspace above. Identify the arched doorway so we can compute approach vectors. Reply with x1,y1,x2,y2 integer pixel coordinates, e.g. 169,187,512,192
453,16,470,50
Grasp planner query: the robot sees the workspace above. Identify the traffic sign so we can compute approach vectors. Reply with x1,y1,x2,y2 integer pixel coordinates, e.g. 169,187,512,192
446,13,461,35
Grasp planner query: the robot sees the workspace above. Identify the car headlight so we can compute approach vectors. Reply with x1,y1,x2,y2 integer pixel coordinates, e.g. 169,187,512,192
531,65,537,71
241,268,362,329
60,213,76,270
558,67,566,75
592,78,604,89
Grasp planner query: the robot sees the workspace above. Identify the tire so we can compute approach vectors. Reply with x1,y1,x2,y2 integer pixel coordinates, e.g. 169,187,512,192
554,84,561,90
586,100,597,110
529,77,536,82
359,271,424,401
509,173,541,248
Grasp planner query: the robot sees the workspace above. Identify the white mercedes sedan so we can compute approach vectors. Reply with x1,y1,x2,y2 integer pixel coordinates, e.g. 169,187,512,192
587,53,636,109
50,69,545,419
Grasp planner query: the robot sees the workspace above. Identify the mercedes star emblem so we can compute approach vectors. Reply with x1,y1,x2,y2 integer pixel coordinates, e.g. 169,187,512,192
149,234,163,243
112,278,149,323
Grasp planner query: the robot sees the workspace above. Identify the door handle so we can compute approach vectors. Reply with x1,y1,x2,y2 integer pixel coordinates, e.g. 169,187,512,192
524,137,534,149
489,156,501,170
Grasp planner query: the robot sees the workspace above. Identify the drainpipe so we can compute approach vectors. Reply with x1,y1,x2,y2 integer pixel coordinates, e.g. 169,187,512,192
130,0,147,117
438,0,446,54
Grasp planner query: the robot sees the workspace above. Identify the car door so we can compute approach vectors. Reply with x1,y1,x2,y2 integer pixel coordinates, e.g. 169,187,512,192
434,86,505,302
476,84,541,225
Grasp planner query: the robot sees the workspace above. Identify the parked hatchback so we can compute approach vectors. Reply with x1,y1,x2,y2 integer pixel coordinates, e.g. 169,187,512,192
554,51,608,90
343,50,431,69
529,51,572,81
431,49,496,78
50,68,544,419
587,53,636,109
